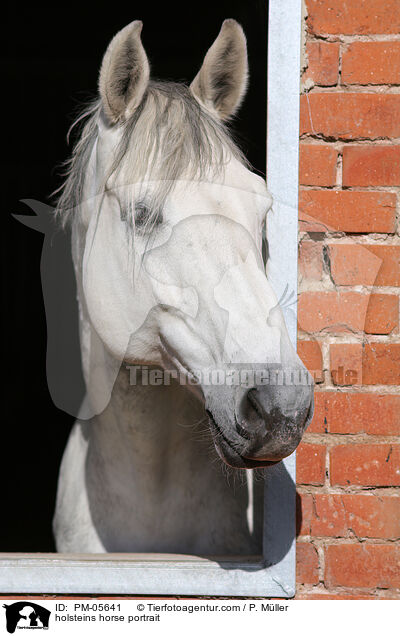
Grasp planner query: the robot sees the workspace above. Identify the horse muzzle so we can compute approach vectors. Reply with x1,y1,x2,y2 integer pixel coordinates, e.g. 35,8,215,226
205,372,314,469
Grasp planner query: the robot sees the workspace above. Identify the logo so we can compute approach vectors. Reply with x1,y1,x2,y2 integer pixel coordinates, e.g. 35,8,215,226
3,603,50,633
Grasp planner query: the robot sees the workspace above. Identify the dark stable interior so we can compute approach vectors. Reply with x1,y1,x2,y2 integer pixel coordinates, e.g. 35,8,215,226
2,1,268,550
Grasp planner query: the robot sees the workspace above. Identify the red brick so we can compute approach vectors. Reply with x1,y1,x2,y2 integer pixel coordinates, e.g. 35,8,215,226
330,342,400,386
301,493,344,537
330,343,400,386
297,443,326,485
297,493,313,535
307,391,328,433
299,190,396,234
296,542,319,584
299,241,323,280
328,244,375,285
328,244,400,287
295,592,376,599
297,340,323,368
298,493,400,539
325,544,400,589
298,291,398,335
342,42,400,85
306,0,400,35
364,295,399,334
342,495,400,539
297,340,323,382
366,246,400,287
363,344,400,385
300,93,400,140
321,393,400,435
343,145,400,186
299,144,337,186
330,444,400,486
303,41,340,86
330,343,362,386
297,492,341,537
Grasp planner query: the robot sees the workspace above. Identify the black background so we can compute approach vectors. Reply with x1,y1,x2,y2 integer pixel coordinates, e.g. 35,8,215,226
2,1,268,550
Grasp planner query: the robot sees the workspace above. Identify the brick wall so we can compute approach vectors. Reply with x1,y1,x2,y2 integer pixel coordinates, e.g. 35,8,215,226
296,0,400,599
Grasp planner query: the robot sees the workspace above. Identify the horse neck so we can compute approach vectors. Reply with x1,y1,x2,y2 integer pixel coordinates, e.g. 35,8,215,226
89,364,212,482
84,364,261,555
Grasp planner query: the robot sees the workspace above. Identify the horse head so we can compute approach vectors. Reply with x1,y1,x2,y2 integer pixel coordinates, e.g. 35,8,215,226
58,19,314,469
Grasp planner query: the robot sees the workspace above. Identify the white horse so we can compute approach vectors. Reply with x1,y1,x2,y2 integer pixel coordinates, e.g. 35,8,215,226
53,19,314,554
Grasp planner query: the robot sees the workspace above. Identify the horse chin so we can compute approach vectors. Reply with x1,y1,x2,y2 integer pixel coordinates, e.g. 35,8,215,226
207,414,280,470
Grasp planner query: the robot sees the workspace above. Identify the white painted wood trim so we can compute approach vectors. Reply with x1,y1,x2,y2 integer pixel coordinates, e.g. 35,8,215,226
264,0,303,597
0,0,302,596
0,551,292,596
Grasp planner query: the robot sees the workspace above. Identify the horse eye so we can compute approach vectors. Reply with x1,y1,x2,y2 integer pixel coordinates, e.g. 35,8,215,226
134,202,163,230
135,202,151,227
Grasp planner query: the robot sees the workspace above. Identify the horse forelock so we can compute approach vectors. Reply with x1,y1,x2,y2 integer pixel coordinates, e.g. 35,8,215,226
54,80,249,229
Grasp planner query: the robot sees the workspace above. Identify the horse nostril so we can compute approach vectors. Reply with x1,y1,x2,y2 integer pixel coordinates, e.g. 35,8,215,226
247,387,266,420
234,388,268,440
235,419,254,440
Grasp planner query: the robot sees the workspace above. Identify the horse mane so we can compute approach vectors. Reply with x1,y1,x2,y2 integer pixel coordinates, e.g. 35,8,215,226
55,80,249,228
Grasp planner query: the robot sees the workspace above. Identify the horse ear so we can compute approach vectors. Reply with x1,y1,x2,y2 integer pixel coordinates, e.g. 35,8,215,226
190,19,248,121
99,21,150,124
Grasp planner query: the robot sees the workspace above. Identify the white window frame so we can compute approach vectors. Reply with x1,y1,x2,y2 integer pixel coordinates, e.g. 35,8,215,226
0,0,302,596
